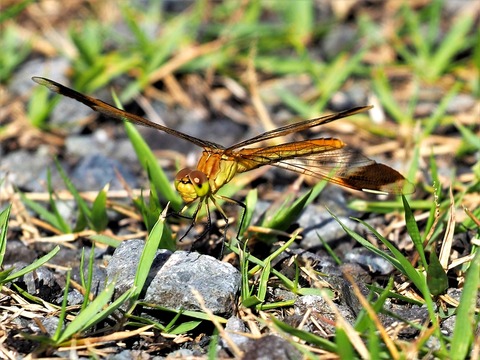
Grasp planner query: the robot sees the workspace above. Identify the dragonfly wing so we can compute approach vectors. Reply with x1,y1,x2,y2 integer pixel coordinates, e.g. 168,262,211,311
227,106,372,150
232,139,414,195
274,151,414,195
232,138,345,172
32,77,223,150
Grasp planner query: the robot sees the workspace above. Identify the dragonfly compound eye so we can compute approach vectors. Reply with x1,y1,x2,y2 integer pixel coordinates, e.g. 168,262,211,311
188,170,210,197
174,168,210,203
175,168,193,182
174,168,198,203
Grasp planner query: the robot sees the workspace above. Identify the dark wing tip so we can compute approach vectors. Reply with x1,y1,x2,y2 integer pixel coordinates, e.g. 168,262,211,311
341,163,415,195
370,178,416,195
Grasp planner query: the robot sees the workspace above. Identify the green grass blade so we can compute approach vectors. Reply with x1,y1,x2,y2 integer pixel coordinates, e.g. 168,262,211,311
84,287,135,331
53,269,71,341
422,82,461,137
270,316,337,352
81,244,96,311
260,180,327,243
47,169,71,233
281,0,313,47
426,249,448,296
91,184,109,231
428,14,475,80
88,234,122,248
207,330,219,360
54,280,116,344
168,320,203,335
109,88,181,209
372,68,413,124
3,246,60,283
54,159,93,230
20,194,65,232
336,327,355,359
456,123,480,150
123,121,182,209
238,189,257,238
0,205,11,266
450,251,480,360
402,195,428,269
312,51,366,113
0,0,35,23
132,209,173,301
136,302,228,323
28,84,58,129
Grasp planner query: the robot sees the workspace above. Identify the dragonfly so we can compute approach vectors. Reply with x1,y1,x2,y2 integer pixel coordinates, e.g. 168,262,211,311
32,76,415,240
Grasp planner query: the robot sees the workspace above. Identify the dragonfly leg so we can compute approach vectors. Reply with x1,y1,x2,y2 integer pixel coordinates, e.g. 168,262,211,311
209,196,230,256
190,200,214,251
214,195,247,247
176,201,202,243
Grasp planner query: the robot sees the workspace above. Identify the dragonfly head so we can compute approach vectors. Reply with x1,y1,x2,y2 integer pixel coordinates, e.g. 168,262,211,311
174,168,210,203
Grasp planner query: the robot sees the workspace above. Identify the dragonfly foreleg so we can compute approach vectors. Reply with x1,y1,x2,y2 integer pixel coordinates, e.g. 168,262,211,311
214,195,247,245
176,201,203,243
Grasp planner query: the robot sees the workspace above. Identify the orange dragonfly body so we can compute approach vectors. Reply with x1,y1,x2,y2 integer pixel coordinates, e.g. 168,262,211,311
32,77,414,223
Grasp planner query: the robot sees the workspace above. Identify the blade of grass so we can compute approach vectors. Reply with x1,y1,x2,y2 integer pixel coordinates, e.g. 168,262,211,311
0,205,11,266
54,158,94,230
260,179,327,243
427,14,475,80
137,302,228,323
132,208,172,303
90,183,109,231
372,68,413,125
122,116,182,210
3,246,60,283
54,280,117,344
47,169,71,233
88,234,122,248
80,243,96,311
53,269,72,342
336,327,355,359
238,189,257,238
450,251,480,360
20,194,67,233
402,195,428,269
0,0,35,23
426,249,448,296
270,315,337,352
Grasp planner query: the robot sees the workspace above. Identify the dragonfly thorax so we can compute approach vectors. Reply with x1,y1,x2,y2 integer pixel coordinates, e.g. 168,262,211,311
174,168,210,203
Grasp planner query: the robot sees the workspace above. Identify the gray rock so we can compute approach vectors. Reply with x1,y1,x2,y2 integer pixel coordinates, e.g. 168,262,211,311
144,251,241,316
441,315,456,337
66,289,85,306
12,58,70,96
106,239,172,300
3,240,38,265
27,316,63,337
13,264,61,303
71,154,138,191
0,147,53,191
446,93,476,114
107,240,241,316
298,205,357,248
321,24,357,60
40,317,63,336
221,316,251,353
106,350,148,360
344,247,395,275
381,301,429,338
65,133,112,159
293,294,355,336
241,334,301,360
